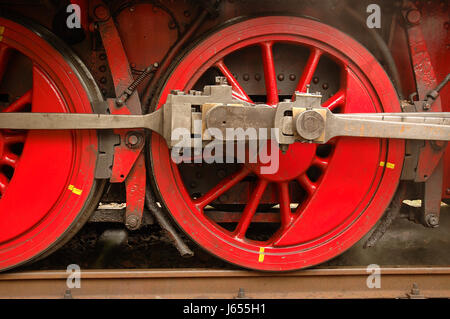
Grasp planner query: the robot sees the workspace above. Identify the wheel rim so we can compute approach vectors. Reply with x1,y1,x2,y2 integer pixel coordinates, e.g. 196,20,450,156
149,16,404,271
0,16,101,271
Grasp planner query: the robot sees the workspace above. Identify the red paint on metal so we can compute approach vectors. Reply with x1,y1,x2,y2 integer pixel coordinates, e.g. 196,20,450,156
402,3,446,184
149,16,404,271
92,3,146,228
125,153,146,228
0,18,98,271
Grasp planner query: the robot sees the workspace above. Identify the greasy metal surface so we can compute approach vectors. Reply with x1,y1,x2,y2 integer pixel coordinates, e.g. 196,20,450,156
0,267,449,299
88,208,154,225
402,1,445,183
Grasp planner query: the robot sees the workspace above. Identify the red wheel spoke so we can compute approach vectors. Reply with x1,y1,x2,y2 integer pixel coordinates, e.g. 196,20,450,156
297,174,318,195
3,133,26,145
3,90,32,113
277,182,292,227
233,179,268,239
259,41,278,106
0,173,8,195
312,157,329,170
215,60,253,103
1,151,19,167
0,43,12,83
194,166,250,209
322,89,345,111
294,48,322,94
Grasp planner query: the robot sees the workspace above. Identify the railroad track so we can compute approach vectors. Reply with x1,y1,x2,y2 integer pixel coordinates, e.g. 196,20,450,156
0,266,449,299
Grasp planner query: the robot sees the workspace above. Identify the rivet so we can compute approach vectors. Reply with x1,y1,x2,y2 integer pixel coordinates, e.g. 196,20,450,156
243,74,250,81
217,169,227,178
277,74,285,81
289,74,296,81
255,74,261,81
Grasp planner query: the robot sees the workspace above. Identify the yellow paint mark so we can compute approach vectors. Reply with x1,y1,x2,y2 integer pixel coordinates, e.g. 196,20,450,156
258,247,265,262
68,185,83,196
0,26,5,42
386,162,395,169
380,161,395,169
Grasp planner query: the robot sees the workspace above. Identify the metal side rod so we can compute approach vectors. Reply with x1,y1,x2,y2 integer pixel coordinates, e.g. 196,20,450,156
327,112,450,142
0,110,163,134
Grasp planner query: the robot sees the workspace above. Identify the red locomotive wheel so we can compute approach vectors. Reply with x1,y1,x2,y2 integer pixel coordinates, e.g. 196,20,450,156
0,15,104,271
149,16,404,271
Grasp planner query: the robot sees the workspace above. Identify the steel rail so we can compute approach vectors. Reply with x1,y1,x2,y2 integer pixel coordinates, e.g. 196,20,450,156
0,266,449,299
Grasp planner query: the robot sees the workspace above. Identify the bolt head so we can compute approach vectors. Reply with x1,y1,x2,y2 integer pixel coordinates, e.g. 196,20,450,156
94,5,109,20
126,215,139,229
296,110,325,140
406,9,421,25
425,214,439,227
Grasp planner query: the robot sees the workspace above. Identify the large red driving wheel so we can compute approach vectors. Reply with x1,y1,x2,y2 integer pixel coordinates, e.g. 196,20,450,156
149,16,404,271
0,15,104,271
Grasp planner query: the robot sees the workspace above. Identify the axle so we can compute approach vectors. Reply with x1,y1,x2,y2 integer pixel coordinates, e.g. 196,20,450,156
0,85,448,146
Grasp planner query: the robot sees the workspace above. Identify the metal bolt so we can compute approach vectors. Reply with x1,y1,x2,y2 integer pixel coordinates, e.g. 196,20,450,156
313,77,319,84
289,74,296,81
125,132,143,149
126,215,139,229
217,169,227,178
129,6,135,12
296,110,325,140
94,5,109,20
277,74,285,81
322,83,329,90
406,9,421,25
243,74,250,81
255,74,261,81
168,20,176,29
425,214,439,227
236,288,246,299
